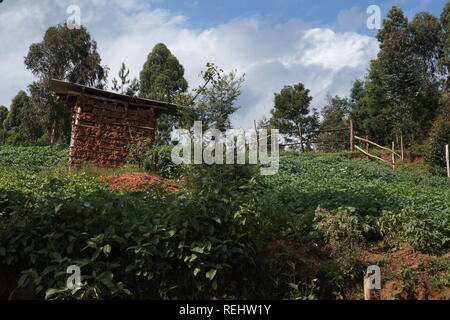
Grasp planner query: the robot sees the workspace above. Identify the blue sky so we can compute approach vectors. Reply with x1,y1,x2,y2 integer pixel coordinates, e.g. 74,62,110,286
0,0,449,127
156,0,448,32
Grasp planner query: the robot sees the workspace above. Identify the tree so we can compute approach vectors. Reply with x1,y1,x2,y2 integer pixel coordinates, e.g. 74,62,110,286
376,6,408,45
195,70,244,131
349,80,368,136
0,106,8,130
139,43,188,102
409,12,442,79
139,43,188,145
440,1,450,88
25,24,107,87
269,83,319,149
24,24,108,144
356,6,441,146
426,117,450,172
3,91,29,131
112,62,140,96
318,95,351,152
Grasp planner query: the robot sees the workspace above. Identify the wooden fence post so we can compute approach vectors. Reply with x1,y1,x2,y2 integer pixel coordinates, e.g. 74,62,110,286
392,141,395,170
400,135,404,161
349,119,354,152
364,274,371,300
366,135,369,160
446,144,449,178
298,124,304,152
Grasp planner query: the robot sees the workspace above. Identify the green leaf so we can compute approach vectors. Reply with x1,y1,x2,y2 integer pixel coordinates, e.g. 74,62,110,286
103,244,112,256
191,247,204,254
205,269,217,281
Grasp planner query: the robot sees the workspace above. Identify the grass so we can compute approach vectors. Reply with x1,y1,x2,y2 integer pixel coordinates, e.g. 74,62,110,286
70,162,142,179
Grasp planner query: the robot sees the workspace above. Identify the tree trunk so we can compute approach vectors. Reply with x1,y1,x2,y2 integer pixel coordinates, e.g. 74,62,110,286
50,119,57,145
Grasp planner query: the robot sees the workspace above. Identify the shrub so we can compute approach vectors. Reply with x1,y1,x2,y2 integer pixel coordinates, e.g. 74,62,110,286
5,129,29,146
313,207,369,280
144,145,184,179
425,118,450,174
0,163,259,300
127,142,184,178
378,207,449,254
126,140,153,169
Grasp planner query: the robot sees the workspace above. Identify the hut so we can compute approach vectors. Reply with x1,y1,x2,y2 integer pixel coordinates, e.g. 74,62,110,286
49,79,177,167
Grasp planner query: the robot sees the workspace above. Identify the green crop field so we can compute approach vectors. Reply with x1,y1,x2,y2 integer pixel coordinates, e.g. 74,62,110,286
0,146,449,300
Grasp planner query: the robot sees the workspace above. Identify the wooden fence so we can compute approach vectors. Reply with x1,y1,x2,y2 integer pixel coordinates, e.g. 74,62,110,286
353,135,405,169
253,119,354,151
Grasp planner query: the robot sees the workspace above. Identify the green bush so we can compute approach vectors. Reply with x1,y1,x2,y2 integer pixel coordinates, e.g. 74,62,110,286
1,147,449,300
313,206,369,280
127,142,184,178
425,118,450,174
126,141,153,168
0,163,259,300
5,129,29,146
144,145,184,179
378,208,450,254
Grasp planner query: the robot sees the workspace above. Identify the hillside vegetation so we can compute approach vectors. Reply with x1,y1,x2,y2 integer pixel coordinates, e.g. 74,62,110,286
0,146,449,300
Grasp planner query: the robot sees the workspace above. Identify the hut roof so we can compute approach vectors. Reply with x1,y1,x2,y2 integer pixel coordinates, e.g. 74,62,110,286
49,79,178,115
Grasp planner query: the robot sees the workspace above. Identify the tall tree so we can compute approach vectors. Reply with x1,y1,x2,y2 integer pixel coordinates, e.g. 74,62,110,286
3,91,29,131
24,24,108,144
269,83,319,149
349,79,368,136
358,6,441,145
376,6,408,45
0,106,8,130
139,43,188,102
409,12,442,79
318,95,351,152
440,1,450,88
139,43,188,145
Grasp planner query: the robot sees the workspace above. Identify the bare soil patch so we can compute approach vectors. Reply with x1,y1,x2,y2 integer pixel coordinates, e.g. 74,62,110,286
97,172,180,193
358,243,450,300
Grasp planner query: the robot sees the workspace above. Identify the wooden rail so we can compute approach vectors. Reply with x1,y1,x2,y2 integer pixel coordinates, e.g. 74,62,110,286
354,136,401,158
354,146,391,164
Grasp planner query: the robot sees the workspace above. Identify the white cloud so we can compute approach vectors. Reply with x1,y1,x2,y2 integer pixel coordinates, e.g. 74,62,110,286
0,0,379,129
300,28,379,72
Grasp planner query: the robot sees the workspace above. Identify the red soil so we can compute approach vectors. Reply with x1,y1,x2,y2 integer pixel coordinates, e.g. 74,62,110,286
262,240,449,300
358,243,450,300
379,151,424,162
97,173,180,193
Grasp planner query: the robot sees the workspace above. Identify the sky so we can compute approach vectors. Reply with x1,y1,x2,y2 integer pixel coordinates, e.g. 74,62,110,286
0,0,449,128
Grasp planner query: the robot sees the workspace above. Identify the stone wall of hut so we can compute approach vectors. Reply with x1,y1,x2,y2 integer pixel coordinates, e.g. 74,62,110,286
69,94,156,167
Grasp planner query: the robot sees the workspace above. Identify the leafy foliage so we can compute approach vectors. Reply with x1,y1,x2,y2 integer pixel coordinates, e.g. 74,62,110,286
425,118,450,173
126,142,184,179
269,83,319,149
139,43,188,145
0,147,449,300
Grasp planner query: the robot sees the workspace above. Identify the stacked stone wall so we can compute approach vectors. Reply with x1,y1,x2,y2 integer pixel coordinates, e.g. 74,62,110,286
69,95,156,167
